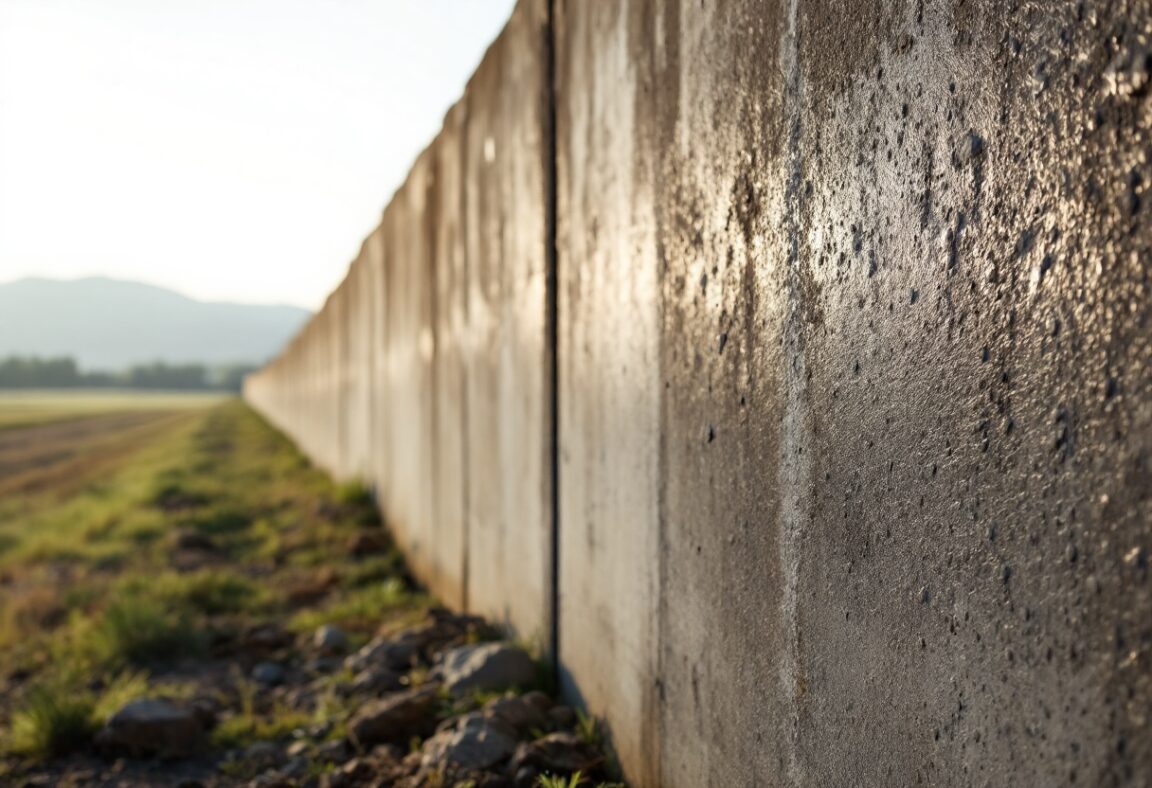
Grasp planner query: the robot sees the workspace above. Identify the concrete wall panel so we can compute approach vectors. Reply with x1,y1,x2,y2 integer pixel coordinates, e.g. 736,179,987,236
381,154,438,580
462,0,553,644
554,3,661,783
429,102,470,610
790,1,1152,785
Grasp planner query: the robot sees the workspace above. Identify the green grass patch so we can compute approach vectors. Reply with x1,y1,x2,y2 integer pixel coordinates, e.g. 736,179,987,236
288,577,426,634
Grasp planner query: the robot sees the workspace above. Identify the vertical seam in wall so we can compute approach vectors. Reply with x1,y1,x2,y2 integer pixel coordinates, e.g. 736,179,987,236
544,0,561,676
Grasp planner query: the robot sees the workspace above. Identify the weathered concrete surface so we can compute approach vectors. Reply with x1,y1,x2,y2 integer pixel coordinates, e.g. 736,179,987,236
247,0,1151,784
554,0,1151,785
429,102,469,611
790,2,1152,785
553,3,662,781
342,252,375,482
461,0,553,645
381,152,438,582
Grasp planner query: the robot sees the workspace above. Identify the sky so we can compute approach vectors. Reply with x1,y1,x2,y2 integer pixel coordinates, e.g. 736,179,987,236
0,0,516,310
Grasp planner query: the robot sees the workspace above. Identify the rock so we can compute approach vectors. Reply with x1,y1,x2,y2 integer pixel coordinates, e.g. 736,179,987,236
252,661,286,686
314,738,351,764
320,758,375,787
244,741,282,768
371,743,405,762
282,757,310,778
547,705,576,728
286,740,310,757
484,691,552,734
438,643,537,697
313,624,349,655
509,732,603,776
420,713,517,771
350,666,404,696
348,686,439,747
308,656,345,675
96,698,205,758
345,637,419,674
513,765,541,788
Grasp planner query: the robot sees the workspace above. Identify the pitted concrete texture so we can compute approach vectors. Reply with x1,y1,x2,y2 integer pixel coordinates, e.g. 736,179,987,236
555,0,1149,784
247,0,1150,784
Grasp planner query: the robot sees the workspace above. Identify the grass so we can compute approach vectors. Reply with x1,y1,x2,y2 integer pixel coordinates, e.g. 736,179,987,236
84,596,206,667
7,671,161,759
8,686,98,759
0,398,429,768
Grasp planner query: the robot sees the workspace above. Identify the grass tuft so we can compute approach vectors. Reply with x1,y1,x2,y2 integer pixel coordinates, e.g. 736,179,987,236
87,596,205,667
8,685,98,759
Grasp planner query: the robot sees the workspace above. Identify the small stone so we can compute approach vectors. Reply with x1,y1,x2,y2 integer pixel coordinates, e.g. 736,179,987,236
308,656,344,674
252,661,286,686
350,666,404,695
96,698,205,758
282,757,310,778
286,740,310,757
314,738,350,764
420,713,517,771
547,705,576,728
514,765,541,788
314,624,349,655
245,741,281,767
484,691,552,734
346,637,419,674
348,686,440,747
509,731,603,775
438,643,537,697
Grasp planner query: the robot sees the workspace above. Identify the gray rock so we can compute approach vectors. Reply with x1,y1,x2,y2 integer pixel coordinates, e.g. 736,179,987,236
484,691,552,734
348,686,439,747
313,624,349,655
438,643,537,697
307,656,344,674
350,666,404,696
344,637,418,673
282,757,310,778
547,705,576,728
95,698,204,757
244,740,281,767
315,738,350,764
420,713,518,771
252,661,286,686
509,731,603,775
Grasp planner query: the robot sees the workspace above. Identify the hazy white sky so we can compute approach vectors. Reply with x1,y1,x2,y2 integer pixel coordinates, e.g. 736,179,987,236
0,0,515,309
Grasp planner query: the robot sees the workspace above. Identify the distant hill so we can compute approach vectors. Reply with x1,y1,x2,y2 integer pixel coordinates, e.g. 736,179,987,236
0,277,311,370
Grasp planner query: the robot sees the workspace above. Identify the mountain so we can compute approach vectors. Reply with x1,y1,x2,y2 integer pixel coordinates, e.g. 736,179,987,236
0,277,311,370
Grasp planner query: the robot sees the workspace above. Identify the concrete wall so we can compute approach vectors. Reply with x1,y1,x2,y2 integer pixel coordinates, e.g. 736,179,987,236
246,0,1151,784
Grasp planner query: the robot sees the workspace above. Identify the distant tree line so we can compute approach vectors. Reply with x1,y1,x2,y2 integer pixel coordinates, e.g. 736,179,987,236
0,356,258,392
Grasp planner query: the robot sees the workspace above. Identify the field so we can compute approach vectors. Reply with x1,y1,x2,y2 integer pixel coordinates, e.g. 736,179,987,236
0,394,616,787
0,389,224,430
0,395,428,784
